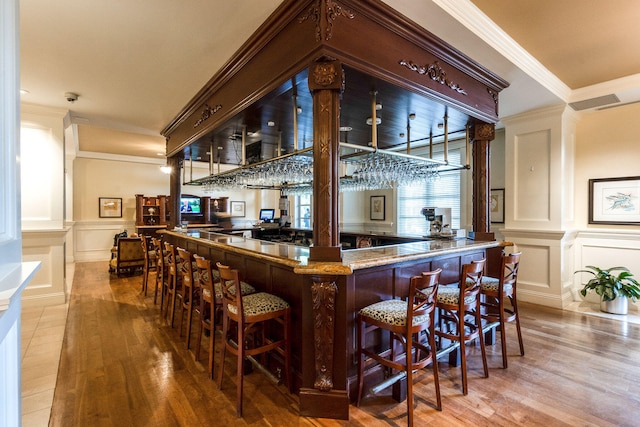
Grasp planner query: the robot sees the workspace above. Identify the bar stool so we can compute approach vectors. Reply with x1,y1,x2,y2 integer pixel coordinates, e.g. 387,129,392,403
151,237,167,308
192,255,256,378
164,242,182,326
140,235,157,296
216,262,291,417
356,269,442,426
177,247,198,348
436,260,488,395
480,252,524,368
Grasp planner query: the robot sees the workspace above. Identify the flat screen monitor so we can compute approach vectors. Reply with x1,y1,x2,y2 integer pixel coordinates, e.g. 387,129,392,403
180,197,201,214
259,208,275,222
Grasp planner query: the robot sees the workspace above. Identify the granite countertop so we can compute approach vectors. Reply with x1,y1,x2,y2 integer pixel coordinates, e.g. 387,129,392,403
163,229,498,275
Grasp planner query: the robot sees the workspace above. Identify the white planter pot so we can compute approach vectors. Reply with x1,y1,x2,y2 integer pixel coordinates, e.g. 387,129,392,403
600,296,628,315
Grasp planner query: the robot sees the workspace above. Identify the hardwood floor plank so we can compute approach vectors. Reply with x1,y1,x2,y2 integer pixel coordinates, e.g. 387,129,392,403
49,261,640,426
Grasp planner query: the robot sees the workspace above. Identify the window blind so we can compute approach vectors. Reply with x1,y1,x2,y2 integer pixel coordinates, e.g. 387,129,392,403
398,149,461,235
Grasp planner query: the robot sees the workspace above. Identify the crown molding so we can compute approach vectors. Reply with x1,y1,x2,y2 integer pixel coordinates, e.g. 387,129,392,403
434,0,572,102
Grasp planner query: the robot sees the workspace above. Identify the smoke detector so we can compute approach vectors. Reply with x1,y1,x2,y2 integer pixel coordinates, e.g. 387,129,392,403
65,92,79,103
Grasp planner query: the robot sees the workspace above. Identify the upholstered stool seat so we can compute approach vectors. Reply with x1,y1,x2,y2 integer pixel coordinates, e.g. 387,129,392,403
437,285,478,305
359,299,431,326
226,292,288,316
214,279,255,301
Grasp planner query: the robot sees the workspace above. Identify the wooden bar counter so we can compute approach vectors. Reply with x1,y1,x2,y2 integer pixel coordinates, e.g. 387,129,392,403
161,228,499,419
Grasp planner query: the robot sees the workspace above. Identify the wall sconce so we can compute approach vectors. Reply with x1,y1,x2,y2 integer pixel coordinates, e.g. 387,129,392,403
160,165,172,174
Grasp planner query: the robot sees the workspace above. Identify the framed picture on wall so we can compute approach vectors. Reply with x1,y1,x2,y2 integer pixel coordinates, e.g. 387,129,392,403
230,201,246,217
589,176,640,225
370,195,385,220
99,197,122,218
490,189,504,223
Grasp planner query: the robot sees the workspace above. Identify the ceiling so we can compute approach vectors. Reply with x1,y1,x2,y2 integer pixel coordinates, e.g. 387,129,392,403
19,0,640,161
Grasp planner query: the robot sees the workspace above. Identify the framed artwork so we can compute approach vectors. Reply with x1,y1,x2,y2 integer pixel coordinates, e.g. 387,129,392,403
99,197,122,218
370,195,385,220
230,201,246,217
589,176,640,225
490,189,504,223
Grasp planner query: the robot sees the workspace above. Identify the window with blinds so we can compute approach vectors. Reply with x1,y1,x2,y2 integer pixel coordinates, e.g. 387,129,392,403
397,149,462,236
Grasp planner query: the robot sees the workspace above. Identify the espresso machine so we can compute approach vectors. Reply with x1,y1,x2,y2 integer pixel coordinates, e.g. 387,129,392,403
420,207,452,236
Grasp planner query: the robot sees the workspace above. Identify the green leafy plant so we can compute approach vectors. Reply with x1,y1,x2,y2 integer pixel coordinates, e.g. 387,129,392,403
576,266,640,302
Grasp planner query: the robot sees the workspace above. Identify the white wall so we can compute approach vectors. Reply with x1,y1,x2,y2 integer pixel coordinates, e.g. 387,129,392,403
572,103,640,310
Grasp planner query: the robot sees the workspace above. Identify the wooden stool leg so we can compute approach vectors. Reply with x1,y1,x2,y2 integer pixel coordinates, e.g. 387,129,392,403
512,296,525,357
356,315,365,407
406,339,414,426
429,329,442,410
208,318,215,380
236,322,245,417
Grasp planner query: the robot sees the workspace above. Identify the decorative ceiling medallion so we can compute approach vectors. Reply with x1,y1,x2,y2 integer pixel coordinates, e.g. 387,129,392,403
313,63,338,86
399,59,467,95
193,103,222,128
299,0,355,41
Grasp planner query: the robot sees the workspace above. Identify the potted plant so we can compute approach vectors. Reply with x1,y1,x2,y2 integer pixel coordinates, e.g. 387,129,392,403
575,266,640,314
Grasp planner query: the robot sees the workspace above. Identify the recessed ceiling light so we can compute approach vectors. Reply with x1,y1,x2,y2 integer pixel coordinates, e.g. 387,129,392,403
20,89,30,95
156,152,165,156
339,126,352,132
267,120,275,127
366,117,382,125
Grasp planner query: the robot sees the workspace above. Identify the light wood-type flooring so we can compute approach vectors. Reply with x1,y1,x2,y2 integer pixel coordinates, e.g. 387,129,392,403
45,261,640,426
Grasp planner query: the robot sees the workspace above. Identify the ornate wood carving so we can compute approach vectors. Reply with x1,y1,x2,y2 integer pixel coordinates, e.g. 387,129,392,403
299,0,355,41
473,122,495,141
193,104,222,128
311,277,338,391
399,59,467,95
487,88,499,115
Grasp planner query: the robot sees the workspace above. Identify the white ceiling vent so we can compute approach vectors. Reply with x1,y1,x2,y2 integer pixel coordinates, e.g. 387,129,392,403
569,94,620,111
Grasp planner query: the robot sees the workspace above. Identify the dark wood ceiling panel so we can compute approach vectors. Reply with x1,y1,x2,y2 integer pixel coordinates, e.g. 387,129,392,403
182,65,471,164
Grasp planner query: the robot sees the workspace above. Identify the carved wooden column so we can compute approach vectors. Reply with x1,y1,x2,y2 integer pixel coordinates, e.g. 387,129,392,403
298,58,349,420
471,122,495,241
308,58,343,262
168,155,181,230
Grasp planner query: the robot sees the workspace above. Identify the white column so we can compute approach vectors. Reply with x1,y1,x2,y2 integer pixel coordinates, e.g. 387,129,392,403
500,105,578,308
0,1,40,425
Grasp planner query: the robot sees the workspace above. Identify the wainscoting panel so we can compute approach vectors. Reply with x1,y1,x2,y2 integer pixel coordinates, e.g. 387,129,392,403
22,229,68,307
74,220,135,262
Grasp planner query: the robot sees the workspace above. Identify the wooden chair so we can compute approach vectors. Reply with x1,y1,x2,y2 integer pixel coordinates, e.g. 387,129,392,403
177,247,198,348
140,235,157,295
163,242,182,326
193,256,256,379
216,262,291,417
193,255,217,378
109,237,144,277
356,269,442,426
151,237,167,308
108,231,128,273
436,260,488,395
479,252,524,368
